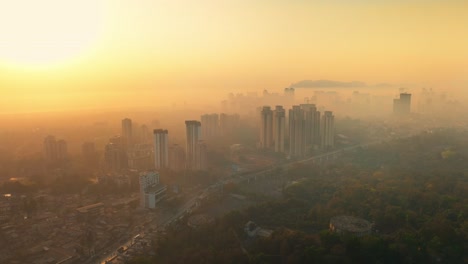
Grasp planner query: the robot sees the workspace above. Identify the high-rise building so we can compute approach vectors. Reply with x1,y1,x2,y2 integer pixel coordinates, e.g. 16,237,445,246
273,106,286,153
153,129,169,170
185,120,201,170
44,136,67,162
393,93,412,115
138,124,151,144
57,140,68,160
169,144,185,172
201,114,219,140
44,135,58,161
259,106,273,149
289,105,305,158
320,111,335,149
104,136,127,172
300,104,320,152
139,171,167,208
122,118,133,147
127,143,153,171
196,140,208,170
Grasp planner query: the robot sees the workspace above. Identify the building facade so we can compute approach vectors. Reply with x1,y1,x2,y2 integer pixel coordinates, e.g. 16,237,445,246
320,111,335,149
393,93,412,115
201,113,219,140
259,106,273,149
139,171,167,209
288,106,305,158
273,105,286,153
185,120,201,170
121,118,133,148
153,129,169,170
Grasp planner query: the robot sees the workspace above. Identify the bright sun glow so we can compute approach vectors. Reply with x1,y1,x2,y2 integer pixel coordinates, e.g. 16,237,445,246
0,0,104,67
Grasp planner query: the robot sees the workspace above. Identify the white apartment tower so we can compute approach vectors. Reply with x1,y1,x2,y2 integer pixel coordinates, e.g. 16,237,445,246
153,129,169,170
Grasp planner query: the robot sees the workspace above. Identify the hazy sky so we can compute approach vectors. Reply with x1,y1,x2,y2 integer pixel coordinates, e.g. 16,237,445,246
0,0,467,113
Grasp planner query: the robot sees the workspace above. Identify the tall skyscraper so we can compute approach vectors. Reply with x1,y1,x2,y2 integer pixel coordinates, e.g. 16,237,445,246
393,93,412,115
44,135,57,161
153,129,169,170
273,106,286,153
122,118,133,147
57,140,68,160
169,144,185,172
196,140,208,170
44,136,67,162
301,104,320,152
138,124,151,144
104,136,127,172
320,111,335,149
185,120,201,170
259,106,273,149
201,114,219,140
289,105,305,158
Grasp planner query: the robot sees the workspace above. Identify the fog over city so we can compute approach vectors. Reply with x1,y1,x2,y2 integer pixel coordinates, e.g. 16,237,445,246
1,1,467,264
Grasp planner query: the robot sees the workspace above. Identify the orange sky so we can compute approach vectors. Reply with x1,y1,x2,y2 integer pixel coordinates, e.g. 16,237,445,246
0,0,467,113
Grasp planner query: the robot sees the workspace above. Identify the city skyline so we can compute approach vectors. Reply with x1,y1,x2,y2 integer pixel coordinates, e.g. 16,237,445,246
1,1,467,113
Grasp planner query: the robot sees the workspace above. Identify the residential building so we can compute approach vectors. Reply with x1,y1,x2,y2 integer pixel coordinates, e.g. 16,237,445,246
153,129,169,169
288,105,305,158
122,118,133,148
185,120,201,170
169,144,185,171
320,111,335,149
139,171,167,209
201,113,219,140
273,105,286,153
127,143,153,171
259,106,273,149
301,104,320,152
393,93,412,115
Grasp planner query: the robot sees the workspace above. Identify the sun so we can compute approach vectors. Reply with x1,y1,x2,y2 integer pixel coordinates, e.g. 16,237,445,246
0,0,104,67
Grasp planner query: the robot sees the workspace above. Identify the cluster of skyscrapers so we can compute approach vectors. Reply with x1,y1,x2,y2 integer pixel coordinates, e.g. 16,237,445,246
259,104,335,158
43,135,68,162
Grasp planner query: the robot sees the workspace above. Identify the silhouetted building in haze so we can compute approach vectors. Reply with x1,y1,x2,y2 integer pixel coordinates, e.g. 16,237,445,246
122,118,133,148
201,114,219,140
43,136,68,162
185,120,201,170
169,144,185,171
259,106,273,149
273,106,286,153
320,111,335,149
288,106,305,158
393,93,412,115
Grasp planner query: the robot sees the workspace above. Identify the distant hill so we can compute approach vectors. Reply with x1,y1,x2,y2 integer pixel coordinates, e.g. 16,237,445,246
291,80,367,88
